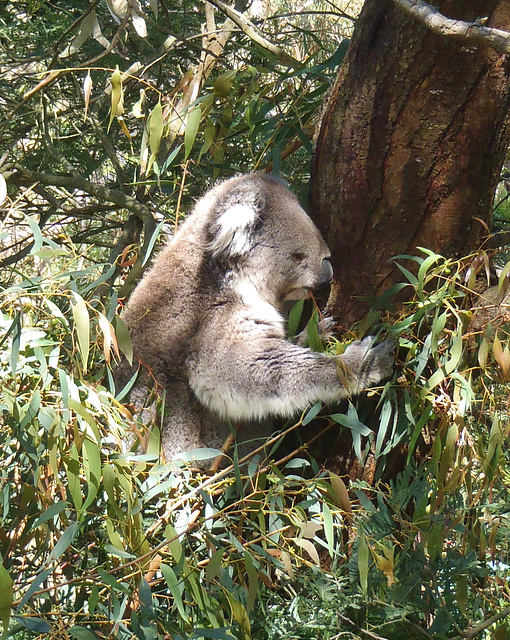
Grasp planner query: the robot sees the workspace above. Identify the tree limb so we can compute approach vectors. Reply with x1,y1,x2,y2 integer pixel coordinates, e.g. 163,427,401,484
206,0,304,69
13,165,155,226
450,604,510,639
393,0,510,54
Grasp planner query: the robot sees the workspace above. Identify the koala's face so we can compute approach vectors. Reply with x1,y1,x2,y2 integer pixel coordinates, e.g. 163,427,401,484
207,174,333,309
255,210,332,307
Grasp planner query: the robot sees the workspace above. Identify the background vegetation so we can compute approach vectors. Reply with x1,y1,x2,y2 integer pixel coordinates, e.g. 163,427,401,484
1,1,510,639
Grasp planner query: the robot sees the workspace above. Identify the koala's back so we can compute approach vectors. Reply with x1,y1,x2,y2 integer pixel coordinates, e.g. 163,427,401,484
123,220,215,384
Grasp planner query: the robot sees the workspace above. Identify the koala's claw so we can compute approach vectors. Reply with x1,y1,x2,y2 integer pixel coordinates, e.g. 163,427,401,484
343,336,396,388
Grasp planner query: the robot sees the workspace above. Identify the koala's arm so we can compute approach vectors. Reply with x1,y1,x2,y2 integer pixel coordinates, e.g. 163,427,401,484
189,336,394,421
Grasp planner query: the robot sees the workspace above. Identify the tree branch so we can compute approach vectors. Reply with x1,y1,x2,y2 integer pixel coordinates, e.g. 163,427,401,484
206,0,304,69
450,604,510,640
393,0,510,54
13,165,155,226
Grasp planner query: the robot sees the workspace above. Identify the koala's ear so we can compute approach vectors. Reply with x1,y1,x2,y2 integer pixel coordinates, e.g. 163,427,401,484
209,203,257,259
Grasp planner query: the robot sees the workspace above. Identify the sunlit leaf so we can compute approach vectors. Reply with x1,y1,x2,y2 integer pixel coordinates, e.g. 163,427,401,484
83,71,92,119
107,66,123,133
294,537,320,566
224,590,251,640
59,10,96,58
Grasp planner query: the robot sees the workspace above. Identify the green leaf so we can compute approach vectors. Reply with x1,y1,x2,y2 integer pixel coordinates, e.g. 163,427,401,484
206,549,223,584
243,551,259,613
174,448,223,462
148,100,164,173
417,250,442,297
444,326,463,374
69,626,99,640
322,503,334,556
114,315,133,365
287,299,304,338
48,522,80,563
427,523,443,561
375,399,392,457
71,292,90,373
358,532,369,595
142,219,166,267
82,438,101,511
31,501,69,530
306,311,324,353
67,444,83,512
0,564,13,638
160,564,188,622
17,566,53,611
302,401,322,425
213,70,237,97
26,216,43,253
456,575,468,614
9,313,21,376
184,105,202,160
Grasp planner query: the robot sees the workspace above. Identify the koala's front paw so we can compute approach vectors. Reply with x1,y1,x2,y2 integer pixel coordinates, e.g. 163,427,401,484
342,336,396,389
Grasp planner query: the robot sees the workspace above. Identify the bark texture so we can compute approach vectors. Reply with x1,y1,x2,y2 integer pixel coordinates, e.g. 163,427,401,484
310,0,510,325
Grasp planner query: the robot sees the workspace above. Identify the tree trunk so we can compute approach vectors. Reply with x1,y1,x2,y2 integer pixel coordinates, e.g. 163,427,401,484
310,0,510,326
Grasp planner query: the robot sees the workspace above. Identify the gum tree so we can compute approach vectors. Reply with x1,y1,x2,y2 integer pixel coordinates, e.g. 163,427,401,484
310,0,510,324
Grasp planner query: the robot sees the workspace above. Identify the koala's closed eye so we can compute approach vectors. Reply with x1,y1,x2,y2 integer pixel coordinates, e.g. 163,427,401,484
291,252,307,263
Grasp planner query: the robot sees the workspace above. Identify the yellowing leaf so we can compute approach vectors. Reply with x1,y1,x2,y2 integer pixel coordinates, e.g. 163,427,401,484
478,337,489,370
301,520,322,539
372,544,395,587
493,332,510,378
294,537,320,566
132,89,146,118
329,473,352,513
148,0,158,18
224,591,251,640
280,550,294,580
107,66,124,133
97,311,120,363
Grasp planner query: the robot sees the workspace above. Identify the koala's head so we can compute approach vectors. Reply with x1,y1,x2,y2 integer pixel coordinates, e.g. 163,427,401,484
205,174,333,309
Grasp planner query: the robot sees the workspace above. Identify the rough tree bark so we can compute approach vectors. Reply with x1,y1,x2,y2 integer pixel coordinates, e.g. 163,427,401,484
310,0,510,326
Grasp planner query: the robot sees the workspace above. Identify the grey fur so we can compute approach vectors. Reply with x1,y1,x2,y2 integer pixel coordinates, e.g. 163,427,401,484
119,174,394,461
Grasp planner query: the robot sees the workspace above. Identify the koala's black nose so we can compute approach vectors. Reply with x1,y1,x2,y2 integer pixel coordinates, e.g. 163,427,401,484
322,258,333,283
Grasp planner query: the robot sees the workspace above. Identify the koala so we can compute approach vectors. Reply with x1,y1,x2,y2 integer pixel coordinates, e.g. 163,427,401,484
119,174,394,462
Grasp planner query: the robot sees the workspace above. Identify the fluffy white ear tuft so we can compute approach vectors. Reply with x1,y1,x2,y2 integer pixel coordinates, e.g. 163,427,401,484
209,203,257,258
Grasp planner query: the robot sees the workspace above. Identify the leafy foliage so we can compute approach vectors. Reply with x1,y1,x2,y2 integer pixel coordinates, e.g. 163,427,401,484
2,2,510,639
2,220,510,638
